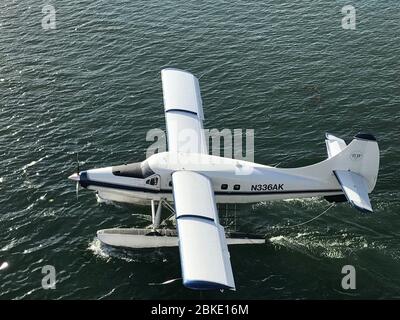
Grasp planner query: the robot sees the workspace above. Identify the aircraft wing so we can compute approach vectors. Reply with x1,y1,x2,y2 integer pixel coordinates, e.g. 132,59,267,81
172,170,235,290
161,68,208,154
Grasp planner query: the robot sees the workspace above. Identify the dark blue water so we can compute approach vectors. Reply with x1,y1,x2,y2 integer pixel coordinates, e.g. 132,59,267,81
0,0,399,299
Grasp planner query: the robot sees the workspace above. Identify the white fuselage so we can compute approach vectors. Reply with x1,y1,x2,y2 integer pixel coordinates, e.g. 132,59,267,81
78,152,343,205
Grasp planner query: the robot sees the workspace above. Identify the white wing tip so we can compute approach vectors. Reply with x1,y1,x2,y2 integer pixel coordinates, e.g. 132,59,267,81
161,68,196,78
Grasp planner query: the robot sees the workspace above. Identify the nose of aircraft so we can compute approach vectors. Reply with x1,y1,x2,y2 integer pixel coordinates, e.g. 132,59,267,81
68,173,80,181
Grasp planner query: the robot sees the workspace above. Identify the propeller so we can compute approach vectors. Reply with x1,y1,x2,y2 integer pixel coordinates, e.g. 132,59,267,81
76,152,80,174
68,153,81,200
75,153,80,200
76,179,79,200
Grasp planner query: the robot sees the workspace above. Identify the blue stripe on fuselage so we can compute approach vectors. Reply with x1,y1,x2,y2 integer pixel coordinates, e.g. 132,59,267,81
79,177,342,196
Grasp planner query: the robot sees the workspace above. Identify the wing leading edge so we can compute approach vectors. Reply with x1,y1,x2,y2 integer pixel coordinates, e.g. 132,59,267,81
172,170,235,290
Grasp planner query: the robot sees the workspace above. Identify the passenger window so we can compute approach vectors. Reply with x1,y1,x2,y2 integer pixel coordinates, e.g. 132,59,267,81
169,181,172,187
221,184,228,190
234,184,240,190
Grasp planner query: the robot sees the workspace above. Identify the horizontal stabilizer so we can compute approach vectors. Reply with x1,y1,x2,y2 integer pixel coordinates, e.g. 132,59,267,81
334,170,373,213
325,133,347,158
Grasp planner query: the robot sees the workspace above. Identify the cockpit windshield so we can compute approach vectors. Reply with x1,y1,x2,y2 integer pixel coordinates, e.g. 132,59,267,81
112,160,155,179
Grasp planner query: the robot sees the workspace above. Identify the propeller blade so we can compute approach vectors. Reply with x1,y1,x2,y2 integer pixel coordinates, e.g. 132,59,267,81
76,153,80,174
74,153,80,200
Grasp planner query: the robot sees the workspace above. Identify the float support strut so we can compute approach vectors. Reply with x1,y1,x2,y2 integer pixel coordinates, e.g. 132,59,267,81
151,200,156,228
154,199,163,229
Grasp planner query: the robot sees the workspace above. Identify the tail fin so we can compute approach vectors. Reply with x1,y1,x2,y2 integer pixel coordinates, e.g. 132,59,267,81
325,133,380,212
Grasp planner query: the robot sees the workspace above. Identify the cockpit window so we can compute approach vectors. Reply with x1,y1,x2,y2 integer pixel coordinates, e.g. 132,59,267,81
146,177,158,186
112,160,155,179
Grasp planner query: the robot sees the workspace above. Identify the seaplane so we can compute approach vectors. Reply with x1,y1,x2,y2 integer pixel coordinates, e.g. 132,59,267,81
68,68,380,291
